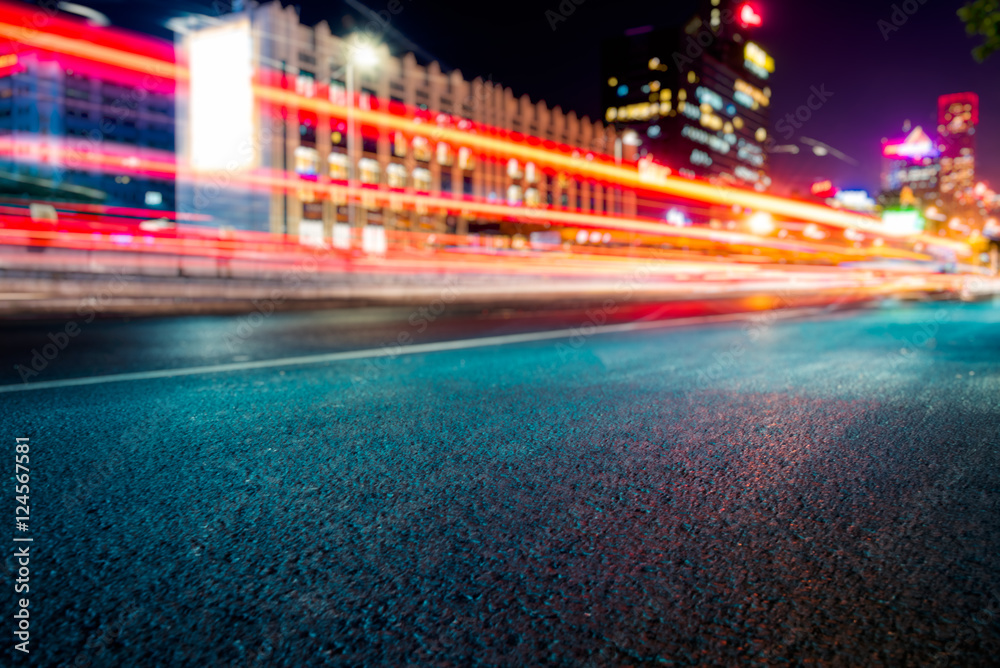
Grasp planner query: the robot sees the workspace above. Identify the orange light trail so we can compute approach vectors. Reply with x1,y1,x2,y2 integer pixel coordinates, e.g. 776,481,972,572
0,10,907,238
0,4,973,264
0,134,927,262
250,86,894,234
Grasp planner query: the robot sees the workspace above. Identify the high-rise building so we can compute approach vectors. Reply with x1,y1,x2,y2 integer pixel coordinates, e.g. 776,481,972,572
937,92,978,202
0,10,175,209
880,124,940,201
601,1,773,193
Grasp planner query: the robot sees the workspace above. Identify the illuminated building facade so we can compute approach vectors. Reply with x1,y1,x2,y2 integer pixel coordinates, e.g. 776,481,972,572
880,124,940,202
177,1,631,239
600,1,773,194
0,38,175,208
937,92,977,202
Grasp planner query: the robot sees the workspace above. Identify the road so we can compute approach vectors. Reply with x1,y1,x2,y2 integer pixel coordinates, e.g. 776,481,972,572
2,298,999,666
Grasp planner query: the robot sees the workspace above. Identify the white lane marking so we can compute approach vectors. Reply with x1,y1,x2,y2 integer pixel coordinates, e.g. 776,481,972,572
0,307,824,394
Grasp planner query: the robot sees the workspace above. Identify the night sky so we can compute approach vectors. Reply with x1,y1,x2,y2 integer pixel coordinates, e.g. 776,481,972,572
59,0,1000,195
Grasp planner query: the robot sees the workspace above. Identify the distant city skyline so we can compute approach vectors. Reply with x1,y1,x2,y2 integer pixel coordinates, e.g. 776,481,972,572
61,0,1000,196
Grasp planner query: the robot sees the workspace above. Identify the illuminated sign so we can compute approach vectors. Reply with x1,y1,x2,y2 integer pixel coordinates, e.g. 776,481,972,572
699,110,724,131
690,149,712,167
637,156,673,185
734,166,761,183
984,218,1000,239
734,80,770,108
0,53,19,78
738,4,763,27
666,208,691,226
938,92,978,129
607,102,663,122
733,91,755,109
696,86,723,110
882,209,925,236
681,125,730,154
811,180,836,197
680,102,701,120
882,126,936,161
834,190,876,212
737,144,763,167
188,19,254,171
744,43,774,79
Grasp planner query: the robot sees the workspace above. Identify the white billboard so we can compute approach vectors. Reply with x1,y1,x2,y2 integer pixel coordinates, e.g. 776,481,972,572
188,19,254,171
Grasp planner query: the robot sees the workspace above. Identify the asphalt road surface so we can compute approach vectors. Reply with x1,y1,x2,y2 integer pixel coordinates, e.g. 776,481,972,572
2,298,999,666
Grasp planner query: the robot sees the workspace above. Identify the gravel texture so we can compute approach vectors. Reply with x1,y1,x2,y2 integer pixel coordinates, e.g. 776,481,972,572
2,299,999,666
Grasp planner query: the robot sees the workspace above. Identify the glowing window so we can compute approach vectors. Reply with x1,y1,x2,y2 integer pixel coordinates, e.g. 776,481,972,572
412,136,431,162
507,185,523,205
458,146,475,170
525,162,538,184
386,162,407,188
525,187,540,207
436,142,453,166
328,152,348,180
358,157,379,184
412,167,431,191
294,146,319,176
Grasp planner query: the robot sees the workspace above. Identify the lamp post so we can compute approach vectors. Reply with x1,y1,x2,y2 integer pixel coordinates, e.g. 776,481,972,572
343,38,379,246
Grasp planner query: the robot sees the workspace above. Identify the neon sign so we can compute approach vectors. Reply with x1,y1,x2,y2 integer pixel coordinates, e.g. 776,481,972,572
734,80,769,107
744,42,774,79
811,180,837,197
682,125,730,154
696,86,723,110
738,4,763,28
882,126,936,161
938,92,978,128
882,210,924,235
834,190,876,212
637,155,673,185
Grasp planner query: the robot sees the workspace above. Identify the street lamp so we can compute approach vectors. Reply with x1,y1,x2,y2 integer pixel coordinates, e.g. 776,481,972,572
338,35,380,248
748,211,775,236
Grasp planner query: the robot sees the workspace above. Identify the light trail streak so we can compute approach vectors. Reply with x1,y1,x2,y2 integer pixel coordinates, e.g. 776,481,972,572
0,2,974,266
0,9,915,240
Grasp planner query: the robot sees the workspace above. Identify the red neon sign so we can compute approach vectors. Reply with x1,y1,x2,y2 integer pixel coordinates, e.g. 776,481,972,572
738,4,763,28
811,180,837,198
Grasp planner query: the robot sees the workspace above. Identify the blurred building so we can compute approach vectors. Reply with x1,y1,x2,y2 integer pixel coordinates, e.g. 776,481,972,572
880,123,940,202
177,1,632,238
878,93,991,243
936,92,977,202
0,41,175,209
601,1,773,193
